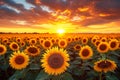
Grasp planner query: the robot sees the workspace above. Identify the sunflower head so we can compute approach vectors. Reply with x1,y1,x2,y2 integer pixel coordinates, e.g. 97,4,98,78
75,37,79,41
67,37,71,43
51,38,55,44
41,47,70,75
95,40,100,47
29,38,37,45
79,45,93,60
97,42,109,53
74,44,81,51
100,37,107,42
91,37,97,44
109,39,119,51
20,41,26,47
82,37,88,44
25,45,40,56
2,38,8,44
0,44,7,55
9,51,29,70
9,42,19,51
39,39,44,44
94,59,117,73
16,38,21,43
58,39,67,48
42,40,53,49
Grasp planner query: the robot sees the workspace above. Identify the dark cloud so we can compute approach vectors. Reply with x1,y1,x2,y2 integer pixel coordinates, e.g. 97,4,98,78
1,0,25,11
0,6,19,19
0,0,120,27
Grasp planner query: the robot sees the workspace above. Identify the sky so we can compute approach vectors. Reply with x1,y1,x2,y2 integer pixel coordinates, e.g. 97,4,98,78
0,0,120,33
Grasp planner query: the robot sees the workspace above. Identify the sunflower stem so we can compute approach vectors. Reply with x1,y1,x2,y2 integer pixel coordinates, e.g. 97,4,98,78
99,72,102,80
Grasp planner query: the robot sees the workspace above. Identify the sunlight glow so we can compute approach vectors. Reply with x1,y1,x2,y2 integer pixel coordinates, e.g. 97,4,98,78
57,29,65,34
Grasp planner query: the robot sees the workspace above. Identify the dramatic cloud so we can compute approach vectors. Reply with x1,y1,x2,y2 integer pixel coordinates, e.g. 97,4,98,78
0,0,120,33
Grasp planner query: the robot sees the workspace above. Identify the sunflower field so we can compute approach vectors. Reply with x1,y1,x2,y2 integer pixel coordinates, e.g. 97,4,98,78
0,33,120,80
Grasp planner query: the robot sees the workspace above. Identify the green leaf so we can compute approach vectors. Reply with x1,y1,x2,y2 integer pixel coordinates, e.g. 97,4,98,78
62,72,73,80
9,68,28,80
73,68,84,76
106,74,119,80
29,63,40,70
35,70,49,80
24,71,39,80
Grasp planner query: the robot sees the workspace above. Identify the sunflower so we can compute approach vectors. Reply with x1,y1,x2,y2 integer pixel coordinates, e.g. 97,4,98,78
109,39,119,51
91,37,97,44
100,37,107,42
9,51,29,70
20,41,26,47
75,37,79,41
94,40,100,47
39,38,44,45
97,42,109,53
16,38,21,43
67,37,72,43
51,38,55,44
42,40,53,49
58,39,67,48
74,44,81,51
82,37,88,44
29,38,37,45
0,44,7,55
2,38,8,45
9,42,19,51
41,47,70,75
79,45,93,60
55,38,59,44
25,45,40,56
94,59,117,73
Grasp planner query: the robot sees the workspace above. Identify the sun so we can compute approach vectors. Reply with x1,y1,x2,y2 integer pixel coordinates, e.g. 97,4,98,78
57,29,65,34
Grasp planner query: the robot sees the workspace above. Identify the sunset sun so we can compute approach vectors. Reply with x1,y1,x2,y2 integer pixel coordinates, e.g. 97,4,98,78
57,29,65,34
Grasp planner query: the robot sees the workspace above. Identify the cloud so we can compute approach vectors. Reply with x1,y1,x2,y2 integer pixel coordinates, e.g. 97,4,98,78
0,0,120,33
1,0,25,11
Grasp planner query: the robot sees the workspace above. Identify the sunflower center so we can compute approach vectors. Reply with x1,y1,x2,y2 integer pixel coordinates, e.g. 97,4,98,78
21,43,24,45
99,44,107,51
32,40,35,43
102,39,106,42
60,41,65,46
83,39,86,43
0,47,4,53
4,40,7,43
81,49,90,57
15,55,25,64
93,39,96,43
56,39,59,43
28,47,38,54
68,38,71,41
48,54,64,69
75,38,78,41
44,41,51,47
7,43,10,46
72,38,74,41
52,39,55,43
76,45,81,49
17,39,20,42
110,42,116,48
41,40,43,43
97,61,112,68
96,41,100,46
12,44,18,49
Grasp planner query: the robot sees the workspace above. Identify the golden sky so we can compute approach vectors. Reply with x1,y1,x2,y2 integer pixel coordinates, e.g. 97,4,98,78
0,0,120,33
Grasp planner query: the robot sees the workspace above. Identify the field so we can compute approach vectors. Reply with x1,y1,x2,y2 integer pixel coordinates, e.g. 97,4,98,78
0,33,120,80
